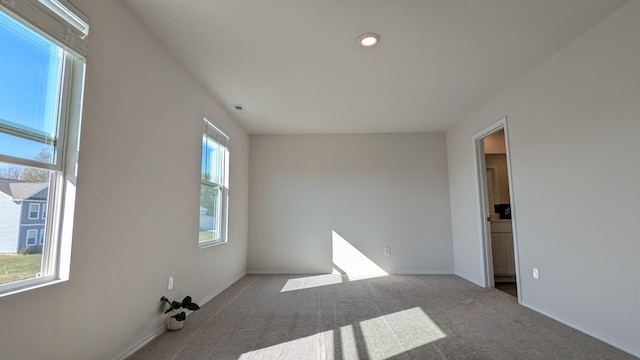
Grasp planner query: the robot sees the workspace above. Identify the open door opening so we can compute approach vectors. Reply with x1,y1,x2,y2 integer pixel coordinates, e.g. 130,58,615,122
474,118,520,302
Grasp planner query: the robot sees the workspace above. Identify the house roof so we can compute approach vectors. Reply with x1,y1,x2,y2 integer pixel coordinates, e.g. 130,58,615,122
0,178,48,200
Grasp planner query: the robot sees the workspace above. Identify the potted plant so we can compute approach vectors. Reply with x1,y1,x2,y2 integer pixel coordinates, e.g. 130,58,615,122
160,295,201,330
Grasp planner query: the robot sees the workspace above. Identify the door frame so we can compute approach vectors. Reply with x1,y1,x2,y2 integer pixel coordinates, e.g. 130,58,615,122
473,116,521,303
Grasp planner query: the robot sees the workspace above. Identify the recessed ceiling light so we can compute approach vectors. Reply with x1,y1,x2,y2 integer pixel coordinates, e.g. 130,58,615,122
357,32,380,47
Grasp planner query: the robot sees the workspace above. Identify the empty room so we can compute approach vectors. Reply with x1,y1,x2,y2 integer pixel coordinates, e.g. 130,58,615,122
0,0,638,359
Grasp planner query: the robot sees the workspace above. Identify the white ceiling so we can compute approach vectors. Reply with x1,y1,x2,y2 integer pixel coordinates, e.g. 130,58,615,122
123,0,628,134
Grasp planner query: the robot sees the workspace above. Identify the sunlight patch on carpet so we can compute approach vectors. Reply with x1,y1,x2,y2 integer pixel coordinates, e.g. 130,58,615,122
280,273,344,292
359,307,446,359
240,307,446,359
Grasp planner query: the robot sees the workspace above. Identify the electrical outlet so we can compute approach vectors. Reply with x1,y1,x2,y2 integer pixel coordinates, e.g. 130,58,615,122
168,276,174,291
532,268,539,280
384,247,391,256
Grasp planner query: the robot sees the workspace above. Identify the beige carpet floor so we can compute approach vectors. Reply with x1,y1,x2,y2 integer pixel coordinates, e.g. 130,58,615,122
129,274,635,360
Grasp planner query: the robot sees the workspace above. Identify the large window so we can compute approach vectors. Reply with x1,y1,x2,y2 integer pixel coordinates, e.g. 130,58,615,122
0,0,87,295
199,118,229,247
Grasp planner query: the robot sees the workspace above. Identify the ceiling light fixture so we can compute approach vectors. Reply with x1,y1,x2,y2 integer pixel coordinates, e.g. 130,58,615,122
357,32,380,47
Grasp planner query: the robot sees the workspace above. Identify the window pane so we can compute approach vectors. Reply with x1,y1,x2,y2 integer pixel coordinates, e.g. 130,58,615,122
26,230,37,245
199,183,222,243
201,135,224,184
0,0,86,295
0,11,63,165
0,163,51,285
29,203,40,219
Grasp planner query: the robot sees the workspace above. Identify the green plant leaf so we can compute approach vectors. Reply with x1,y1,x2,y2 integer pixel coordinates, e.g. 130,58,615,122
171,301,181,310
184,303,200,311
173,311,186,321
181,296,193,306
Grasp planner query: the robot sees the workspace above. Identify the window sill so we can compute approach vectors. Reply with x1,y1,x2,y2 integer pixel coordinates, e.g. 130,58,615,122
0,277,67,299
198,240,227,249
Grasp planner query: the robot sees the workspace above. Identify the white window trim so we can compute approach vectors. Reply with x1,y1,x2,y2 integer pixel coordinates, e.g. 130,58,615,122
26,229,38,246
199,117,229,248
0,0,89,57
28,203,40,219
0,2,86,298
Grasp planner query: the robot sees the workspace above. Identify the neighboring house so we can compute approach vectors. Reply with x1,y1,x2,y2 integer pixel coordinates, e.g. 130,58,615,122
199,206,214,231
0,178,48,254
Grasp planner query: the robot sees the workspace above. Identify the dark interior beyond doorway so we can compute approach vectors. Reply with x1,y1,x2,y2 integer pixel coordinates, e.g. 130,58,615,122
495,282,517,297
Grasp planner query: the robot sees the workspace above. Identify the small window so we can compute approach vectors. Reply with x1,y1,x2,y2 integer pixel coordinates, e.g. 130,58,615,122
42,204,47,219
39,229,45,245
199,118,229,247
26,230,38,246
28,204,40,219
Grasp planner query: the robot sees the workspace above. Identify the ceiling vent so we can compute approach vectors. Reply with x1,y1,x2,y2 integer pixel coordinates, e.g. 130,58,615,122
232,104,248,115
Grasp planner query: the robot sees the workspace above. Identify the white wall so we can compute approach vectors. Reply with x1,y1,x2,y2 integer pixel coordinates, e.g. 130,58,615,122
248,133,453,274
447,1,640,356
0,1,249,359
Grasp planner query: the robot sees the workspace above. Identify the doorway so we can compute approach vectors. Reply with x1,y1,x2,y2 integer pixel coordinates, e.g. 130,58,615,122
473,117,520,301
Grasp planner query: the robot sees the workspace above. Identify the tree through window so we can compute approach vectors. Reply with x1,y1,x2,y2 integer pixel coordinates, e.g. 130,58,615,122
199,118,229,247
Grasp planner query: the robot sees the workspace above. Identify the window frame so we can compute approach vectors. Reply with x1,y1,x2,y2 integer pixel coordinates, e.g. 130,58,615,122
28,203,41,219
0,1,87,297
26,229,38,246
42,204,47,219
199,118,229,248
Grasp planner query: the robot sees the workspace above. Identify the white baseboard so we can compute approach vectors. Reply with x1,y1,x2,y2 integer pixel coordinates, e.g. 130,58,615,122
521,301,640,358
115,271,247,360
113,326,166,360
454,270,486,287
393,270,454,275
199,271,247,305
246,270,317,274
247,270,454,275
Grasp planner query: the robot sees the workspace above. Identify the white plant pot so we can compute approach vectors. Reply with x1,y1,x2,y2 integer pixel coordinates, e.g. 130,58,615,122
166,315,184,331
